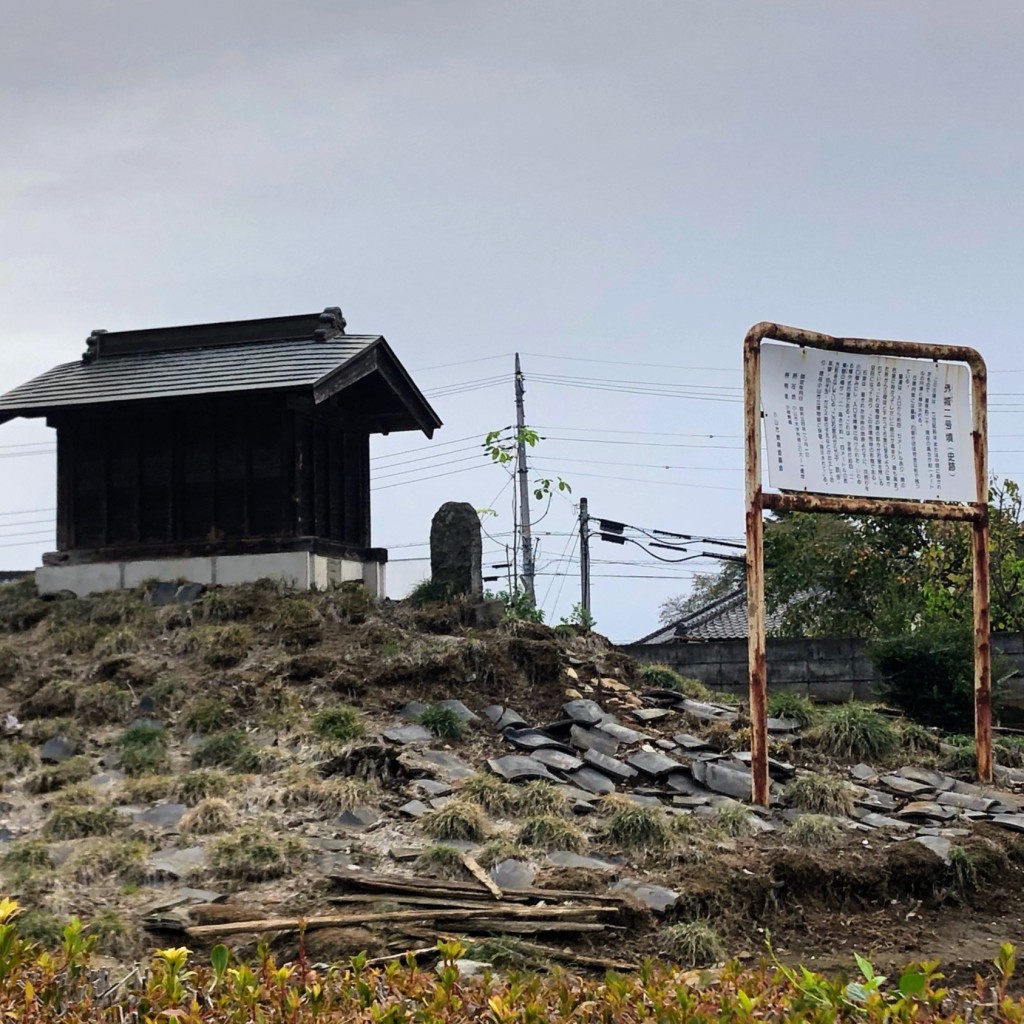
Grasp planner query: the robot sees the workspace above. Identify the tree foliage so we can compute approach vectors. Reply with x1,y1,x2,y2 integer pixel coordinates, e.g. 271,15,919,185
658,479,1024,640
658,565,744,625
764,479,1024,638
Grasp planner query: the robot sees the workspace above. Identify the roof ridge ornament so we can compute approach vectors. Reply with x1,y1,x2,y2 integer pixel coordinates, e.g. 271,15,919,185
82,329,106,364
314,306,346,341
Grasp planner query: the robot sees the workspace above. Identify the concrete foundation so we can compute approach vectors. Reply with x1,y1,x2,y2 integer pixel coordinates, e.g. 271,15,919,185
35,551,385,599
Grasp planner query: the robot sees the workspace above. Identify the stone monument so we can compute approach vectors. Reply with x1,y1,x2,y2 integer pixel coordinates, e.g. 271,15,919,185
429,502,483,599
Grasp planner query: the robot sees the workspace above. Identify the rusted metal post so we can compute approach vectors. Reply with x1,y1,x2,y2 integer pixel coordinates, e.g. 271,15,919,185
744,324,770,808
971,363,992,783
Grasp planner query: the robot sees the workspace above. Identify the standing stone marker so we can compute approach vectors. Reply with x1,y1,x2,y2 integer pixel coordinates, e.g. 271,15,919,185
430,502,482,598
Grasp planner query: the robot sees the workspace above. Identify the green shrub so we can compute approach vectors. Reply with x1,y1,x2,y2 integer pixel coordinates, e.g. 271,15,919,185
75,682,132,725
313,705,365,743
419,705,465,741
116,723,170,776
786,773,855,816
899,720,942,755
818,703,897,762
16,909,64,949
869,621,985,731
64,838,149,884
638,663,711,699
767,692,818,728
0,741,34,774
1,840,54,883
120,774,176,803
272,599,323,648
0,643,19,682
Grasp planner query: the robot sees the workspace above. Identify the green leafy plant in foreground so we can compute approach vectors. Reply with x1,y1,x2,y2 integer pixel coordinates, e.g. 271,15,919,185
0,898,1019,1023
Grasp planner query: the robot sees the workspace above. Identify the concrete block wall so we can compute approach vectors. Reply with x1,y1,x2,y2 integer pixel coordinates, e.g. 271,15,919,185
619,633,1024,705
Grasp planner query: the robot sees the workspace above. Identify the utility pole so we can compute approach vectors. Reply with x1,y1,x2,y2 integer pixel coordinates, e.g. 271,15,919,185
579,497,591,616
514,353,536,604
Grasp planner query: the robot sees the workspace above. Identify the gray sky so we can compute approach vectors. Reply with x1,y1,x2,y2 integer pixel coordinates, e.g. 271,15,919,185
3,1,1024,641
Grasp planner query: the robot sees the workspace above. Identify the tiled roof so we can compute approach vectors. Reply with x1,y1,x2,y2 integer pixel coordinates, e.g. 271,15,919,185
0,309,441,436
634,587,786,644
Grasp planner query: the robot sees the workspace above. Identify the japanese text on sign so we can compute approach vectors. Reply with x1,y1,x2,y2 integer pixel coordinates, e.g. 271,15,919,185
760,343,974,502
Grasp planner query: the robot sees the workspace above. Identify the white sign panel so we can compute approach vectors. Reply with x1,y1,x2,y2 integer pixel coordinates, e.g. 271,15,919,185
761,343,974,502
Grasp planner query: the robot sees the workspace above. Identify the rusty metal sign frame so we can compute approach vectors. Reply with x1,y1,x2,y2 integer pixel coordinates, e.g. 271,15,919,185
744,322,990,807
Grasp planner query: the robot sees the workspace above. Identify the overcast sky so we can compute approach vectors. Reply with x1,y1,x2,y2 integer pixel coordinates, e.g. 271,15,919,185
3,1,1024,642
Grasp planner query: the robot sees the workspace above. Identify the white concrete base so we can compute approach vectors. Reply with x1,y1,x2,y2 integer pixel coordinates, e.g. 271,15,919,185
36,551,386,599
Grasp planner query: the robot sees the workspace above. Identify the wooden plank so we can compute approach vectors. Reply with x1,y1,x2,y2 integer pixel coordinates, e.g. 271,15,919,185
187,904,616,939
329,873,623,905
328,895,502,911
461,854,502,900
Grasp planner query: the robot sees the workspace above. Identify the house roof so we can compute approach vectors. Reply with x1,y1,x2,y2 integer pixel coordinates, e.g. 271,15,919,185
0,308,442,437
634,587,786,644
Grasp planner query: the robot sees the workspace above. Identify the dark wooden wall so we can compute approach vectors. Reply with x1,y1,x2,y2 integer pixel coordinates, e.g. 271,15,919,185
53,395,370,552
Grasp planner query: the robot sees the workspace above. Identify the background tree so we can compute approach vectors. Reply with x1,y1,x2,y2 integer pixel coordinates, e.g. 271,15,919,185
657,564,744,625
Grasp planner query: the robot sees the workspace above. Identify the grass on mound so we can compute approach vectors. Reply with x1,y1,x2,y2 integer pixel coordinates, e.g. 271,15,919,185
422,801,488,843
180,798,236,835
414,844,469,880
176,769,234,806
42,804,125,840
787,813,845,849
516,814,587,853
600,799,674,855
766,692,819,729
817,702,897,762
418,705,465,741
116,723,171,776
786,773,855,817
638,663,711,699
313,706,365,743
210,823,308,881
661,920,725,967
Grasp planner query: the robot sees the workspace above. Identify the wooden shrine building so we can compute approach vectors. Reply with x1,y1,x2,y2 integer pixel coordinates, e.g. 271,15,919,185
0,307,442,596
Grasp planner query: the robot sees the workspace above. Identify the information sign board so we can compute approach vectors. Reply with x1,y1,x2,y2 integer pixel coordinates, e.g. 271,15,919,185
761,342,974,502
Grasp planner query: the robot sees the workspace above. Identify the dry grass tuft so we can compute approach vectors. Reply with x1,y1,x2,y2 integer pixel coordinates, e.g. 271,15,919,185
43,804,125,840
460,774,519,816
180,798,236,835
600,801,674,855
661,920,724,967
64,837,150,884
423,800,488,842
210,822,308,881
787,814,845,849
414,844,469,879
516,814,587,852
786,773,855,816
